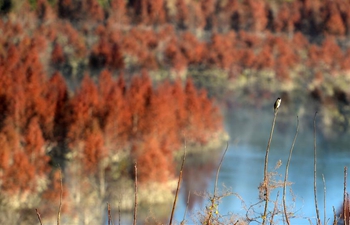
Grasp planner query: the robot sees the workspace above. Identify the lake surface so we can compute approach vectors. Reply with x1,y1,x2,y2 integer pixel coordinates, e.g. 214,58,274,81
112,105,350,225
170,106,350,225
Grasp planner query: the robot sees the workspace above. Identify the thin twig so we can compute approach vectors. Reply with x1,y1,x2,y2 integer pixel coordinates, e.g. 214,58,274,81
283,116,299,225
180,191,191,225
133,162,138,225
207,142,229,224
214,142,229,198
262,104,279,225
333,206,337,225
169,144,187,225
270,191,280,225
108,202,113,225
57,168,63,225
322,174,326,225
35,209,43,225
344,167,348,225
313,112,321,225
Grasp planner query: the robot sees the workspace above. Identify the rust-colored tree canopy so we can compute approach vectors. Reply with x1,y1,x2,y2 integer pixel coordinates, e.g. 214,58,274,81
0,0,350,221
0,31,222,209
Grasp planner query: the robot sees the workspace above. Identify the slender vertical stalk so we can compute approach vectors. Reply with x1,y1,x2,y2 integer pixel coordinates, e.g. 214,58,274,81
283,116,299,225
262,108,279,225
214,142,229,199
133,162,138,225
333,206,338,225
180,191,191,225
35,209,43,225
270,192,280,225
313,112,321,225
107,203,112,225
169,144,187,225
322,174,326,225
206,142,229,224
344,167,348,225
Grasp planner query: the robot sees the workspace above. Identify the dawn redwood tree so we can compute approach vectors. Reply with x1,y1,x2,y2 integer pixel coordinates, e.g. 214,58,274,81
47,72,69,140
2,151,37,194
0,117,49,195
99,71,132,149
24,117,48,172
184,78,204,143
82,120,106,175
51,43,65,65
134,135,173,183
147,81,180,150
171,79,187,131
127,71,152,137
67,74,100,146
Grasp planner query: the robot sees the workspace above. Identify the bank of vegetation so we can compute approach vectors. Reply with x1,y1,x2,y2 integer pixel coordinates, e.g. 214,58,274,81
1,0,350,224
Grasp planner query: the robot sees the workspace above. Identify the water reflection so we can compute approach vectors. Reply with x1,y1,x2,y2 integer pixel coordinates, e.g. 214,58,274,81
172,106,350,224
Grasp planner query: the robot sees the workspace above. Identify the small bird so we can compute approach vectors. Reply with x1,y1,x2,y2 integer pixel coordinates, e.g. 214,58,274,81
274,97,281,112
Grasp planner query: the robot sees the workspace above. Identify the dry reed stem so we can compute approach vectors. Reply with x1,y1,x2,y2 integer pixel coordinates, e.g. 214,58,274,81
57,168,63,225
206,142,229,224
262,105,279,225
344,167,348,225
283,116,299,225
180,191,191,225
133,162,138,225
169,144,187,225
214,142,229,199
35,209,43,225
108,202,113,225
313,112,321,225
270,191,279,225
322,174,326,225
333,206,337,225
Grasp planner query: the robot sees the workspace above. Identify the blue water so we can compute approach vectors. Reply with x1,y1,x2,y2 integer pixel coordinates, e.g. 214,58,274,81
171,107,350,225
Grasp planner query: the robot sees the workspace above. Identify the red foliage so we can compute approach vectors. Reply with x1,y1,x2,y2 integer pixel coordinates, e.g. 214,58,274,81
164,37,188,71
176,0,190,28
127,71,153,136
2,151,36,193
98,71,132,147
84,0,104,22
246,0,268,32
255,45,274,69
324,1,346,35
46,72,69,139
274,2,301,34
130,0,166,25
36,0,56,21
51,43,65,65
180,32,207,65
82,121,106,173
0,134,10,170
184,78,208,143
67,74,100,145
90,37,124,69
207,32,237,69
135,136,173,183
24,117,49,174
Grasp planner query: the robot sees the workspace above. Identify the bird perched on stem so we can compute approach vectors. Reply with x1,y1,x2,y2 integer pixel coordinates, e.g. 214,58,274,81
274,97,281,113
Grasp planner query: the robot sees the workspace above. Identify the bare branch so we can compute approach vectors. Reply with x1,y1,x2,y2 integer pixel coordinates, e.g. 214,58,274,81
169,143,187,225
313,112,321,225
283,116,299,225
